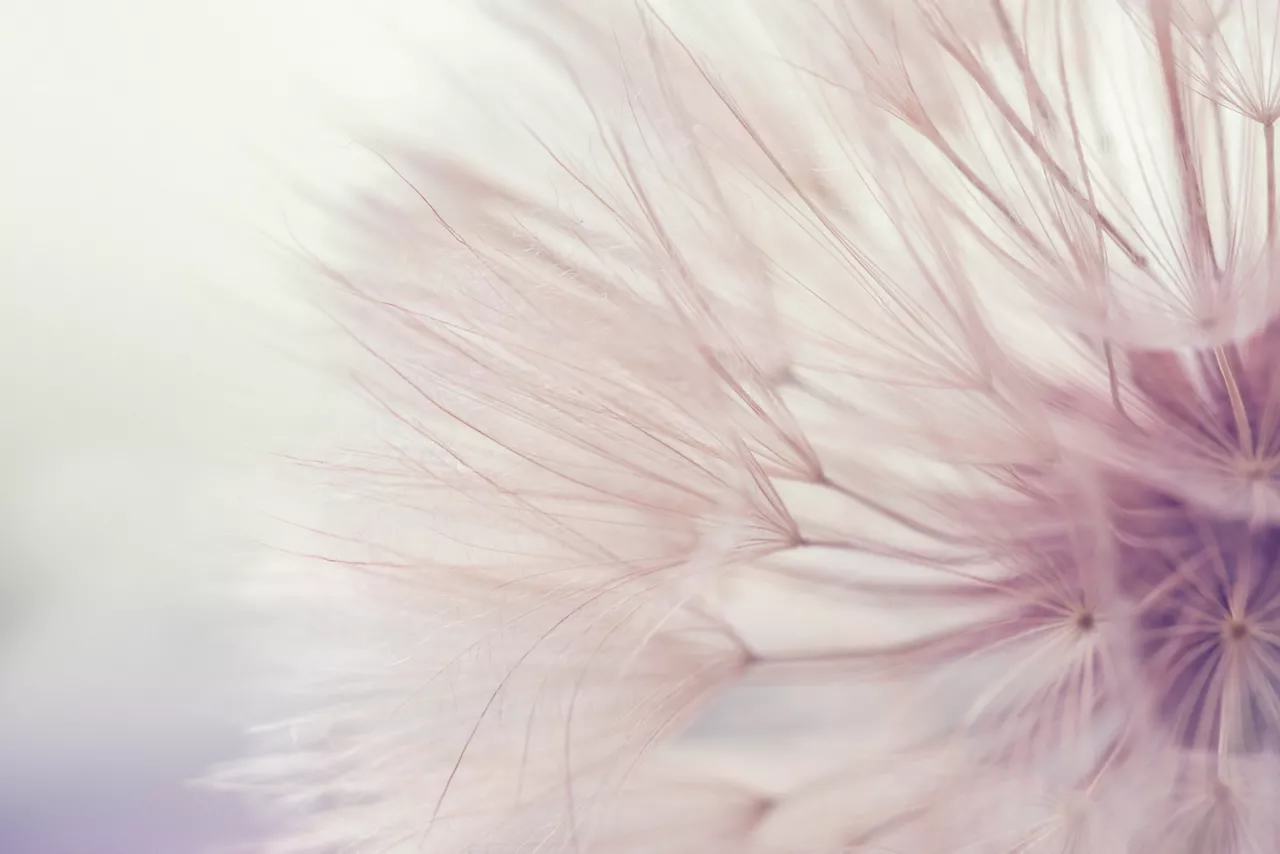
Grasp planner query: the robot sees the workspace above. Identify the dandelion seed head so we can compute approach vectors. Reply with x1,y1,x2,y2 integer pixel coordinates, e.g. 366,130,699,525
228,0,1280,851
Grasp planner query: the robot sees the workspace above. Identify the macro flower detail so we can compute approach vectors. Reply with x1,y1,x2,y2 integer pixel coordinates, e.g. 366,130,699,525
231,1,1280,852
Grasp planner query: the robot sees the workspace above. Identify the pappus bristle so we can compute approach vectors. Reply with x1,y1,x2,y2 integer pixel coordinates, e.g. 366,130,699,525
222,1,1280,852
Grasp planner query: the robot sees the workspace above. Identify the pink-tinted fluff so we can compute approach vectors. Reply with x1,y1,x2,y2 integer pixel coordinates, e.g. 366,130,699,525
226,1,1280,852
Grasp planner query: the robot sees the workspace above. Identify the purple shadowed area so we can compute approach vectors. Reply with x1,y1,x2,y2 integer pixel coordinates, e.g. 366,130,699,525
0,728,270,854
0,781,261,854
1116,490,1280,750
1107,333,1280,752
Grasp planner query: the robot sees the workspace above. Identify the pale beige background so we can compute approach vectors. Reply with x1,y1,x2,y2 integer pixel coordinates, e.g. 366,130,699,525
0,1,493,850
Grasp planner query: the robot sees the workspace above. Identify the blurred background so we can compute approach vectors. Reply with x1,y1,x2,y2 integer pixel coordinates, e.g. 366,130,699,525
0,1,494,850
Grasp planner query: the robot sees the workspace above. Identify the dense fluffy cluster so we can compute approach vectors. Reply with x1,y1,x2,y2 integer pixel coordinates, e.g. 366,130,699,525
233,1,1280,852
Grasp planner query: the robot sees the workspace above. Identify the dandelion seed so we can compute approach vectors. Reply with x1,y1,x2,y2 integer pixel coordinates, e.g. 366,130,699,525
227,1,1280,852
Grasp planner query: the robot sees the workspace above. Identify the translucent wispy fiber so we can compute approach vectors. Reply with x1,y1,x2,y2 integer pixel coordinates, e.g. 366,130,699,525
229,1,1280,852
